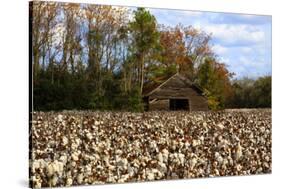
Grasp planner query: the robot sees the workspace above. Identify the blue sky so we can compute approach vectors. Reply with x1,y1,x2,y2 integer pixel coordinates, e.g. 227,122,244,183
147,8,272,79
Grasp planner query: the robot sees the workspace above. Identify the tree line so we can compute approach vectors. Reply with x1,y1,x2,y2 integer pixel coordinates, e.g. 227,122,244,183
31,2,271,111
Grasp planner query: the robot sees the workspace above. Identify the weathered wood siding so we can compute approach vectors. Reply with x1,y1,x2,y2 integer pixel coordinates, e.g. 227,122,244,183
189,95,208,111
149,99,169,111
145,74,208,111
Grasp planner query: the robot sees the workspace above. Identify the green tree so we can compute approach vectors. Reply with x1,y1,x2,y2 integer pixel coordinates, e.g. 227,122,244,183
197,58,233,109
253,76,271,107
129,8,160,93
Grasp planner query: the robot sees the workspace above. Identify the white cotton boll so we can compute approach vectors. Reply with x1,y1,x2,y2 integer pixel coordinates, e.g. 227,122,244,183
32,176,42,188
66,178,73,186
228,156,234,166
192,139,200,147
107,174,116,183
162,149,169,163
33,176,42,189
222,158,228,168
94,120,100,126
149,141,158,152
77,173,84,184
232,135,240,142
75,138,81,145
116,158,128,170
185,141,190,148
71,152,79,161
169,153,177,164
52,160,60,173
115,149,123,155
34,182,41,189
236,164,242,171
214,169,220,175
259,137,266,145
157,152,163,163
119,174,130,182
216,123,224,130
62,136,68,146
171,140,178,150
215,152,220,159
71,161,77,167
260,126,265,133
86,133,93,140
32,160,40,173
128,165,135,177
71,142,78,150
85,164,92,175
59,155,68,165
189,157,197,170
197,168,204,176
178,153,185,166
56,161,64,176
265,156,270,162
155,170,164,179
218,139,229,149
263,162,269,168
178,141,185,149
103,155,110,166
108,165,115,171
215,152,223,164
152,168,160,174
93,154,100,161
157,162,167,173
50,176,58,186
235,143,243,160
46,163,55,177
217,123,224,130
203,122,207,127
249,133,254,139
132,160,140,168
57,114,63,122
146,171,155,181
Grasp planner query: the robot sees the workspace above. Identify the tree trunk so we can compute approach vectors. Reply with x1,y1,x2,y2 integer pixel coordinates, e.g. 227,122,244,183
140,54,145,94
33,50,40,82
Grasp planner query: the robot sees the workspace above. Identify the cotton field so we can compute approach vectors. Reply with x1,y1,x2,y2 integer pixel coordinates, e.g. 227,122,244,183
30,109,271,188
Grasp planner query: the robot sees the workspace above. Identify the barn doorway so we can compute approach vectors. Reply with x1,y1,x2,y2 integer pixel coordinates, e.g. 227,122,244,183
169,99,190,111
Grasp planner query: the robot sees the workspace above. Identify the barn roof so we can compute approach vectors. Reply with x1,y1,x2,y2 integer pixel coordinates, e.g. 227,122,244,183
142,73,206,97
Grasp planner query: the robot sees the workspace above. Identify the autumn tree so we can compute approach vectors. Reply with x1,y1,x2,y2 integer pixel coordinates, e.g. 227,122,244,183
154,25,193,79
31,1,59,82
146,24,214,84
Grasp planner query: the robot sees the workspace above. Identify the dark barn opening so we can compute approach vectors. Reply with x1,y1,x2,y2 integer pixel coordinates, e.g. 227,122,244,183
169,99,190,111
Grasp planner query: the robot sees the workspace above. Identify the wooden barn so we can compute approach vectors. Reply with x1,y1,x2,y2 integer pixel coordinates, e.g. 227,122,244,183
142,73,208,111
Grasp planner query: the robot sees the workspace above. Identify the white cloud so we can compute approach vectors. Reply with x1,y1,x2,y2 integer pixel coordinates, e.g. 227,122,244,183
219,56,230,64
239,56,253,65
240,15,257,19
212,44,228,54
203,24,265,46
241,47,253,53
182,11,203,17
